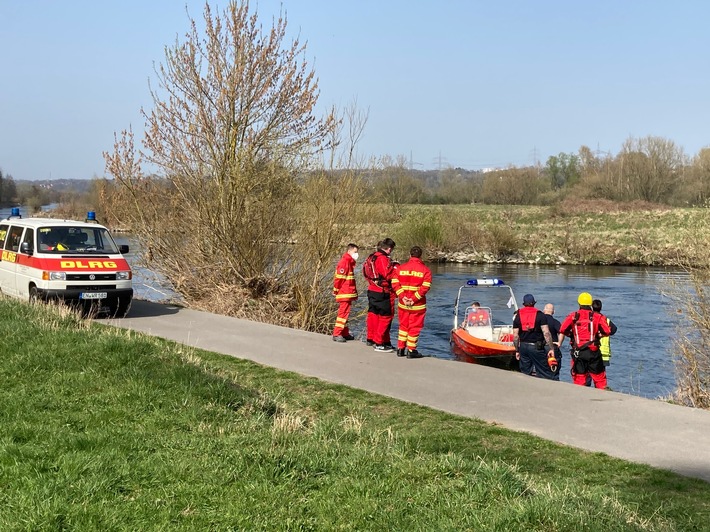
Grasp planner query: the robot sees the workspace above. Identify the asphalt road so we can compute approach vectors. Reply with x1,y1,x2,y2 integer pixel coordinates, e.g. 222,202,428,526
98,299,710,483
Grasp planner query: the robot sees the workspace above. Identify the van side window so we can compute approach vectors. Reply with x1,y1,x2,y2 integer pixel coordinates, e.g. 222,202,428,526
20,227,35,253
7,226,24,252
0,224,8,250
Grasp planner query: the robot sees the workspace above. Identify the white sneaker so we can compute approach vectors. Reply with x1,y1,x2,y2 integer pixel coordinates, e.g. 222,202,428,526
373,344,394,353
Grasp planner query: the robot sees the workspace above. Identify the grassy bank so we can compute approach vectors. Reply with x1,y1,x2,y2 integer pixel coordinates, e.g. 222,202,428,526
360,202,710,267
2,299,709,530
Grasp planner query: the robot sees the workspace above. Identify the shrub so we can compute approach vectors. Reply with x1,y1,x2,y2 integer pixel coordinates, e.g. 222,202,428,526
392,208,444,255
668,267,710,408
485,224,520,258
442,217,488,251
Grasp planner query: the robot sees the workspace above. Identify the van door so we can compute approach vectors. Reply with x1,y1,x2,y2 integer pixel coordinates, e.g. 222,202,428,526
15,226,35,299
0,224,24,297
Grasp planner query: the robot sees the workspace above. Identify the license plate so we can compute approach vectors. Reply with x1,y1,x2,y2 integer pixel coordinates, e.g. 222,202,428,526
80,292,107,300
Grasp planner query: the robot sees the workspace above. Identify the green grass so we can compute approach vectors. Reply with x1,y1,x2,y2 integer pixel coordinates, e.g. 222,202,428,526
1,298,709,530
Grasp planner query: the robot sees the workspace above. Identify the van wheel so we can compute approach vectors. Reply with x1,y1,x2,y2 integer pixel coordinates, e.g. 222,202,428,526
29,286,41,304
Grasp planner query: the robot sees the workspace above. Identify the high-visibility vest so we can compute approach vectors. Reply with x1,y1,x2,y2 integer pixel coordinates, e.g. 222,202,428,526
599,317,612,362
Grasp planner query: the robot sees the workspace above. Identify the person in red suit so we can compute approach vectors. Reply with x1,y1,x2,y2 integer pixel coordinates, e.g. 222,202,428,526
463,301,490,327
391,245,432,359
332,243,359,342
559,292,612,388
366,238,397,352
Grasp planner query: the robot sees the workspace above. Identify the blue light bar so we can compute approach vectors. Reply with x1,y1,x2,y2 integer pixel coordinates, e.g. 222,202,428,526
466,278,505,286
10,207,21,217
86,211,96,221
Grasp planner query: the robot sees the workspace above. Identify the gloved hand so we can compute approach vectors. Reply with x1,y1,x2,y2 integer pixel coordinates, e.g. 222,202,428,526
547,350,558,372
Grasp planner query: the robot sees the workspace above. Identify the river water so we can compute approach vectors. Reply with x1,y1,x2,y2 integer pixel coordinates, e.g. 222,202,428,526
407,263,684,400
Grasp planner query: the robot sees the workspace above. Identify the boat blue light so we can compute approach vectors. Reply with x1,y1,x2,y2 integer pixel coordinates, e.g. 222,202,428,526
466,279,505,286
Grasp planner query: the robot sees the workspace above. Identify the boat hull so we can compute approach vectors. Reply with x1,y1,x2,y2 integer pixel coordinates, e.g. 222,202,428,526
450,327,516,361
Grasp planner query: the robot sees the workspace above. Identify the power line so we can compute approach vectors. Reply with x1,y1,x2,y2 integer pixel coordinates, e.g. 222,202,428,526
530,146,540,167
432,151,447,171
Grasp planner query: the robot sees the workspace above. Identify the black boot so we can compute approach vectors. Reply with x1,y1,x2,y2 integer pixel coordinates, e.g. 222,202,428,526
396,348,406,357
407,349,423,359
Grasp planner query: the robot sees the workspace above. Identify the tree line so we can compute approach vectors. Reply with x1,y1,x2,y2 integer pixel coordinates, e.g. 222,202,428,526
5,135,710,216
0,170,97,212
0,169,64,211
366,139,710,208
0,169,18,207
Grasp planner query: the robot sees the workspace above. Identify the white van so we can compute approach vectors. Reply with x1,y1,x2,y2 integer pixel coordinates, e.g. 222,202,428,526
0,209,133,317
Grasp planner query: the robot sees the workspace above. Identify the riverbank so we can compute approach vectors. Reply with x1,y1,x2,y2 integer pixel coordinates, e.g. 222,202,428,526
367,203,710,267
3,298,709,529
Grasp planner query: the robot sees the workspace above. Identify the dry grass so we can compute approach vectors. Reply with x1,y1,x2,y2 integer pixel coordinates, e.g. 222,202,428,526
272,412,310,435
189,282,298,329
388,203,710,267
666,268,710,409
555,198,670,216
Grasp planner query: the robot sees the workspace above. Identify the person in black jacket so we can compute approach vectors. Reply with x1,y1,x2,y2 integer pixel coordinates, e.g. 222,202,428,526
513,294,558,380
543,303,565,380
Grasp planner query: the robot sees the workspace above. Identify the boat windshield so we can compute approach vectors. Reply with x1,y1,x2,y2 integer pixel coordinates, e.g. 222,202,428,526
457,288,517,329
462,306,492,327
38,226,120,254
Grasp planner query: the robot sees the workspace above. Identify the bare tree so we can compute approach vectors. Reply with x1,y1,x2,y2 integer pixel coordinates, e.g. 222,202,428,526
288,101,371,333
575,146,616,200
681,147,710,206
435,167,478,204
616,136,684,203
577,145,599,175
480,166,545,205
104,1,366,330
372,155,426,214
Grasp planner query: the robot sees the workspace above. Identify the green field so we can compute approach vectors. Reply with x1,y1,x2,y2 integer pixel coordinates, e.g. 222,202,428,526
1,298,709,530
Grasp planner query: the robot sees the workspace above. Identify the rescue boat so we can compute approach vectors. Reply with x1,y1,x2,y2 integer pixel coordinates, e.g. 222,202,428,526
449,278,519,366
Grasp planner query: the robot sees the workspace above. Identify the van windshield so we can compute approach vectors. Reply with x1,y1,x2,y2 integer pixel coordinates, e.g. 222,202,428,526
38,226,120,254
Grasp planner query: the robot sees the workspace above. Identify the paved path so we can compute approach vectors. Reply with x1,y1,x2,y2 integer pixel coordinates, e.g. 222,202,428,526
100,300,710,483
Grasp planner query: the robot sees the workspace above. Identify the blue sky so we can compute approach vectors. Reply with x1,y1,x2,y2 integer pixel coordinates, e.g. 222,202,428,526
1,0,708,180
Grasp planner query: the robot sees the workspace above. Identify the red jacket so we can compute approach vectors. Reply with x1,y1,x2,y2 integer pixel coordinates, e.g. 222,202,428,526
333,252,358,301
367,251,396,294
513,306,546,343
559,308,612,351
391,257,432,311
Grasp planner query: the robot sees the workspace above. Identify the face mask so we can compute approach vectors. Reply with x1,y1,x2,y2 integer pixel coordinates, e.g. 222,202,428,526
351,252,359,261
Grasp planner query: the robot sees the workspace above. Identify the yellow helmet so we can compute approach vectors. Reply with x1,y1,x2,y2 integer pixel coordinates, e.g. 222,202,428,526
578,292,593,306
